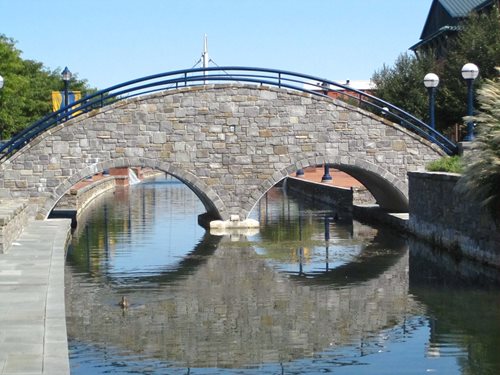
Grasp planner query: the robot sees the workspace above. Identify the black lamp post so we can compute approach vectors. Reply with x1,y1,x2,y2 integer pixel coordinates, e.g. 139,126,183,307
423,73,439,130
61,66,72,108
461,63,479,141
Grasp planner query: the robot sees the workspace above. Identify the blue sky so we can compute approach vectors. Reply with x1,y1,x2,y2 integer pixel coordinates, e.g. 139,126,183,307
0,0,431,89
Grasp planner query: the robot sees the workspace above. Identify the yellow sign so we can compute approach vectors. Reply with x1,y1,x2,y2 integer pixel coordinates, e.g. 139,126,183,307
52,91,81,113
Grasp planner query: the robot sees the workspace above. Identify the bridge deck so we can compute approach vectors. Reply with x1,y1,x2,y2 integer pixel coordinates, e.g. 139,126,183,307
0,219,71,375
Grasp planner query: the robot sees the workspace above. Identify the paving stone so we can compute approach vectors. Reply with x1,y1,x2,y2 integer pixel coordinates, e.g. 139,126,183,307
0,219,71,375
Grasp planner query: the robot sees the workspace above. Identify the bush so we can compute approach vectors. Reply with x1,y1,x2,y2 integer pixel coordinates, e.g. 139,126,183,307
457,68,500,221
426,155,463,173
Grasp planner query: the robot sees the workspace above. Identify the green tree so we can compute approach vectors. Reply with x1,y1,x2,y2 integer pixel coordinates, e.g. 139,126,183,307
0,34,92,139
436,6,500,134
372,6,500,136
457,68,500,221
372,52,436,123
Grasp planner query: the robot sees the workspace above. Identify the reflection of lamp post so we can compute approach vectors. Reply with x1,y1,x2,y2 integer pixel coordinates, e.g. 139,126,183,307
324,216,330,271
61,66,72,108
298,247,304,275
461,63,479,141
423,73,439,130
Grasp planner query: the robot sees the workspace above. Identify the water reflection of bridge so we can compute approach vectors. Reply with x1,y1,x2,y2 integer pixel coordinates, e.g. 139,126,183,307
66,232,421,368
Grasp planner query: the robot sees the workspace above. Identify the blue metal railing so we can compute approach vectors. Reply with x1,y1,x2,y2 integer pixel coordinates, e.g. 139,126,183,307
0,66,458,160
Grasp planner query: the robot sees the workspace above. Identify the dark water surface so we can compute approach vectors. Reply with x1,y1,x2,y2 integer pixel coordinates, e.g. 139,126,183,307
65,177,500,374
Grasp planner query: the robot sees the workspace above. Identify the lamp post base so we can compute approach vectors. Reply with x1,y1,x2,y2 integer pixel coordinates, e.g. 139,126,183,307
321,165,332,182
463,134,475,142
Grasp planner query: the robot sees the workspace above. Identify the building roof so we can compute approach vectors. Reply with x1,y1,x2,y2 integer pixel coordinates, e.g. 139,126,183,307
304,80,376,92
439,0,491,17
411,0,495,51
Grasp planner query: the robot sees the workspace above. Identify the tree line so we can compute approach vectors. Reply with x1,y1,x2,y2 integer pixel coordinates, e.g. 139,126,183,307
0,34,93,140
0,6,498,141
372,6,500,139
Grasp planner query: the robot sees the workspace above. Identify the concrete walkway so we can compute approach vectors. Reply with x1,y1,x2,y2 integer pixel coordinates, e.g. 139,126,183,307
0,219,71,375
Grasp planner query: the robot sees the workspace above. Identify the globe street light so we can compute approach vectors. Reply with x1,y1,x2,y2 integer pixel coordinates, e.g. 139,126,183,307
0,74,4,90
61,66,72,108
461,63,479,141
423,73,439,130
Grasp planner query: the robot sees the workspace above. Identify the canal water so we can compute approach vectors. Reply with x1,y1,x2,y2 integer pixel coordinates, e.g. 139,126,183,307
65,176,500,375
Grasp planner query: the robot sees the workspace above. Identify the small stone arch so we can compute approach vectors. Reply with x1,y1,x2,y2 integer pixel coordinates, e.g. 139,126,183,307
245,155,409,218
40,157,227,221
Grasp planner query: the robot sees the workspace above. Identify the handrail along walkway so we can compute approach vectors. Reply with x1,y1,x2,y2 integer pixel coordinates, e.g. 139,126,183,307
0,66,458,160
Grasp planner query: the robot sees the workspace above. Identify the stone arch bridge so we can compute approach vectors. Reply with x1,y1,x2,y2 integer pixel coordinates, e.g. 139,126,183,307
0,67,455,226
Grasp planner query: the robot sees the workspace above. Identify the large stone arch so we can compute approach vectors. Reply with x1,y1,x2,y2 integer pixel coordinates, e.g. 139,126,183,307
41,157,227,220
0,84,445,224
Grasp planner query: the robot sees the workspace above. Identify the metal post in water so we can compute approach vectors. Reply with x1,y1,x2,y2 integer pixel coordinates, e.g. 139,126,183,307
298,247,304,275
325,216,330,271
104,204,109,256
86,225,90,270
324,216,330,242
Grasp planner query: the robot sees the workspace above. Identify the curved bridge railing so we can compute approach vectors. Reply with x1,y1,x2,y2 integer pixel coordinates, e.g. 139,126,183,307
0,66,458,160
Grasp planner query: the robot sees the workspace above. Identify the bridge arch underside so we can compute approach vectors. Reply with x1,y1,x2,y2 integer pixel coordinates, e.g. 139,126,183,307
0,84,444,222
42,158,224,221
265,157,410,215
334,164,408,212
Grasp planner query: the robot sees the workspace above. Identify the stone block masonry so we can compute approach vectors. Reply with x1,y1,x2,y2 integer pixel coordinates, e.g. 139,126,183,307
54,176,116,214
408,172,500,267
0,199,35,253
0,84,444,223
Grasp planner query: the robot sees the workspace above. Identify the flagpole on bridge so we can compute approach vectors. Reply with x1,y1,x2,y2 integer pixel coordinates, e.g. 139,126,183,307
202,34,209,84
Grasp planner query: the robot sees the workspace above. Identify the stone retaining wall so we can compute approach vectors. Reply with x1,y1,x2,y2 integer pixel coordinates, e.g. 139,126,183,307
285,177,375,211
285,177,407,229
285,177,353,219
0,200,35,253
352,186,377,205
55,177,116,214
408,171,500,267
